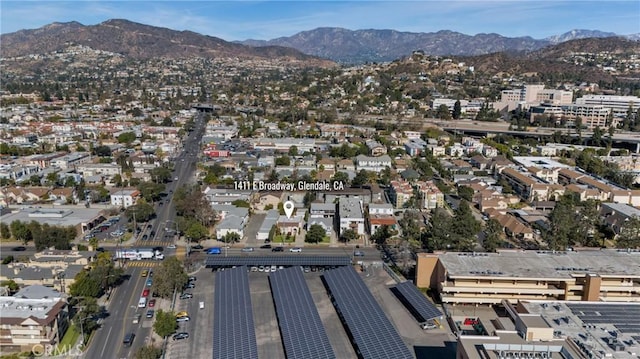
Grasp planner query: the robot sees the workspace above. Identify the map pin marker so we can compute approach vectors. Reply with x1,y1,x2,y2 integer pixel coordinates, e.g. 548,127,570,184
284,201,295,219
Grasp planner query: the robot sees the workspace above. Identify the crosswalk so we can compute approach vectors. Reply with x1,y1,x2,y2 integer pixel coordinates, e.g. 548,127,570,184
134,240,170,247
176,246,186,260
125,260,161,268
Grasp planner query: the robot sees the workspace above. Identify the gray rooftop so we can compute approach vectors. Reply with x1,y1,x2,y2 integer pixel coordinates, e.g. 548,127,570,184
438,250,640,279
14,285,63,300
601,202,640,218
0,207,104,228
0,296,65,320
339,198,363,219
258,210,280,234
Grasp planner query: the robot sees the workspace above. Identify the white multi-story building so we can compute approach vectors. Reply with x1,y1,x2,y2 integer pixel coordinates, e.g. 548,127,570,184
368,203,394,215
338,197,365,236
576,95,640,117
109,189,140,208
355,154,392,172
252,138,316,153
50,152,91,170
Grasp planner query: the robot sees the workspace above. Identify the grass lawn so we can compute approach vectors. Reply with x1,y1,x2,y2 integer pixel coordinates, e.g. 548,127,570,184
274,235,296,243
57,324,80,351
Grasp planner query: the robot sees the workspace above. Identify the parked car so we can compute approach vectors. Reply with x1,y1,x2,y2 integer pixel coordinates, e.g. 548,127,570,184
141,270,149,277
146,279,153,287
11,246,26,251
148,299,156,308
133,314,141,324
146,310,155,318
260,244,272,249
176,311,189,318
272,247,284,252
241,247,254,252
354,251,365,257
142,289,150,297
180,293,193,300
289,247,302,253
167,244,176,249
188,276,196,282
192,244,204,250
172,332,189,340
176,316,190,322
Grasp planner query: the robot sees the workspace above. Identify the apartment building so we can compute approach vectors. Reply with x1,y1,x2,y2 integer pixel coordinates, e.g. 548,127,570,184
252,138,316,153
416,180,444,209
499,168,541,201
416,250,640,305
338,197,365,236
0,286,69,354
76,163,122,177
109,189,140,208
50,152,91,170
368,203,396,234
390,180,413,208
365,140,387,156
355,154,392,172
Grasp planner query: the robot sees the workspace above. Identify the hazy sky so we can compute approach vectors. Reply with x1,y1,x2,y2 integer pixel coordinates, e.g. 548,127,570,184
2,1,639,40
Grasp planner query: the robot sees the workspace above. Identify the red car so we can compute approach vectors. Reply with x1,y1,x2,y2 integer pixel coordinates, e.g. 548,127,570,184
148,299,156,308
142,289,150,297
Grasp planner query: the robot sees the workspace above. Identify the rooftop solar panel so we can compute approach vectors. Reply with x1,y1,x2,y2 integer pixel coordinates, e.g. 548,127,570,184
270,267,336,359
566,303,640,334
213,266,258,359
323,266,414,359
393,281,442,322
205,255,351,267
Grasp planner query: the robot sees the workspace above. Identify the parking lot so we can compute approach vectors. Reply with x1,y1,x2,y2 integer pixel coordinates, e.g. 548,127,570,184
164,265,455,359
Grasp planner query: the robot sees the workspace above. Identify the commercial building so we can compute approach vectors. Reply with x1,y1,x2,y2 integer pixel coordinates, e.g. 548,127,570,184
0,286,69,354
416,250,640,305
576,95,640,117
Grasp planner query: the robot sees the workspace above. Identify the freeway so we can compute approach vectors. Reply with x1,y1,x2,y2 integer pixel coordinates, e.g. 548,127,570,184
85,112,207,359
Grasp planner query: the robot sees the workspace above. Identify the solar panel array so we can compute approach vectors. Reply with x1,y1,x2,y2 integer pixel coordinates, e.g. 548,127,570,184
393,281,443,322
323,266,414,359
205,255,351,267
270,267,336,359
213,266,259,359
566,303,640,333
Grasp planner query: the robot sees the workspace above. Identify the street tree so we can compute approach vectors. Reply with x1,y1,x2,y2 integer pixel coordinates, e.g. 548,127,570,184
399,210,422,242
483,219,503,252
426,208,452,251
617,215,640,249
134,346,162,359
457,186,474,202
153,310,178,338
137,181,166,202
305,224,326,244
371,225,393,246
351,170,370,187
223,232,241,243
125,202,155,222
0,222,10,240
339,229,358,243
117,132,137,145
151,257,188,299
436,104,451,120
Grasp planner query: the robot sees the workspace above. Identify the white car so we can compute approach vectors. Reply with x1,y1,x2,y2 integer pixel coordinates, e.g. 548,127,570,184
167,244,177,249
289,247,302,253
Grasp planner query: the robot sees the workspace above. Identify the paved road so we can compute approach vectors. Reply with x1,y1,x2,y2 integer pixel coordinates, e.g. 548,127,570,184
0,245,37,260
85,112,207,358
202,245,380,259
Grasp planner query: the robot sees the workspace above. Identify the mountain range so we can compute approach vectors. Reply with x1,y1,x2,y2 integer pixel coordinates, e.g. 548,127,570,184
1,19,638,65
241,28,639,64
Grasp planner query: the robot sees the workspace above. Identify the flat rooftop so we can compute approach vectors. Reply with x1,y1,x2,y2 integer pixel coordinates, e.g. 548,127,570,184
458,331,577,359
0,297,64,320
520,301,640,359
512,156,571,169
434,250,640,279
0,207,105,227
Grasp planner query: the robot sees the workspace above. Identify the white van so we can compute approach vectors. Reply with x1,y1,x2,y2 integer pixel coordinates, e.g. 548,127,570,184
138,297,147,308
199,301,205,310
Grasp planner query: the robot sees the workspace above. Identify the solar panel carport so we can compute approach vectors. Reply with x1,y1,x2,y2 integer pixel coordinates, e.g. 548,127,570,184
392,281,443,323
323,266,414,359
205,255,351,267
213,266,258,359
270,267,336,359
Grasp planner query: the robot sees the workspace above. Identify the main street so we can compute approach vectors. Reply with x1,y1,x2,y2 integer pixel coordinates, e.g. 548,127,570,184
85,112,207,359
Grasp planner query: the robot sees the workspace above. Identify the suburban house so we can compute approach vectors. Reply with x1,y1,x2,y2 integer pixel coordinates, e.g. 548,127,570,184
600,202,640,235
368,203,397,234
306,217,333,237
256,210,279,241
253,192,283,211
214,206,249,240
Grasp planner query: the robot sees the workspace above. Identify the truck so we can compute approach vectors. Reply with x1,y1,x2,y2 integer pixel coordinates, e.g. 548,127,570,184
114,249,164,261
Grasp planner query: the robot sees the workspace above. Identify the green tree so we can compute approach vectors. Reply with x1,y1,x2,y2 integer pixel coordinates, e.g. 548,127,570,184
151,257,188,299
288,146,298,157
9,221,32,244
137,181,166,202
483,219,503,252
117,132,137,145
268,224,277,242
183,220,209,242
617,215,640,249
371,225,393,246
305,224,326,244
134,345,163,359
231,199,250,208
0,279,19,294
339,228,359,243
125,202,155,222
0,222,10,239
436,104,451,120
453,100,462,119
153,310,178,338
450,201,481,251
92,145,112,157
223,231,241,243
150,167,172,184
399,210,422,242
275,156,290,166
544,196,579,250
351,170,370,187
457,186,474,202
